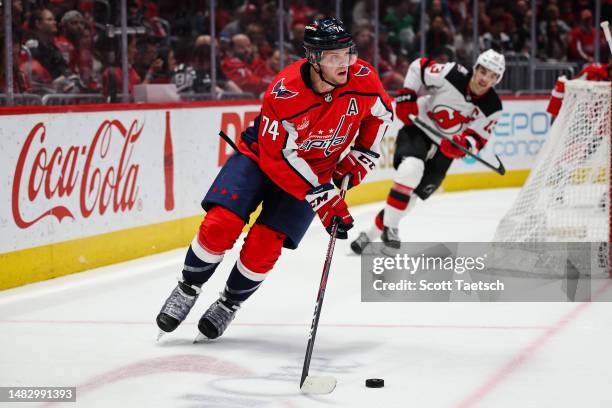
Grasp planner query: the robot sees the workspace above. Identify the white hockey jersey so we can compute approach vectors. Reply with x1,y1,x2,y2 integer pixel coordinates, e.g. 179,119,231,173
404,58,503,153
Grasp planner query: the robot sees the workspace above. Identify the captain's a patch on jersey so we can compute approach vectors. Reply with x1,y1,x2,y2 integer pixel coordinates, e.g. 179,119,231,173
355,65,371,76
271,78,298,99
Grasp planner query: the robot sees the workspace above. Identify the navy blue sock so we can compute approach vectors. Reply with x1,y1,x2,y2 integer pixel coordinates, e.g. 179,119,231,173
181,244,221,286
223,260,268,303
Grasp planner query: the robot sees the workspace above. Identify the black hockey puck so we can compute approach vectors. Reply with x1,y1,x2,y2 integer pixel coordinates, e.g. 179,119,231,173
365,378,384,388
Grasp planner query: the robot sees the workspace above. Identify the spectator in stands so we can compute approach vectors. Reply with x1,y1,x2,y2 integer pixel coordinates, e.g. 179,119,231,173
260,2,281,44
26,8,71,81
477,0,491,34
422,15,452,54
511,0,530,53
220,3,258,37
47,0,79,22
0,30,32,93
378,24,397,67
427,0,455,35
379,59,406,91
172,35,241,94
289,0,316,26
381,53,410,91
480,18,512,52
539,20,567,62
143,47,177,84
290,23,306,59
447,0,469,26
102,36,141,99
221,34,270,96
539,4,570,39
568,9,596,63
559,0,577,27
246,23,273,60
134,38,159,80
352,0,375,27
127,0,146,27
488,1,516,36
454,16,475,67
12,0,25,30
76,26,98,91
55,10,85,69
254,49,282,80
353,25,375,64
383,1,415,51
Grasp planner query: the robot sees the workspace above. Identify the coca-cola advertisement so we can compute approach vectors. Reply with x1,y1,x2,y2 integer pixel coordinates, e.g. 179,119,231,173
0,105,260,255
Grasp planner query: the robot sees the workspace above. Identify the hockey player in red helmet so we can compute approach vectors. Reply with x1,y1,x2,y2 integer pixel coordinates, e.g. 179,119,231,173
156,17,393,340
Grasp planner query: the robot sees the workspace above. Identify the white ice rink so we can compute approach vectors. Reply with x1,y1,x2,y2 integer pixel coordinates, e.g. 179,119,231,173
1,188,611,408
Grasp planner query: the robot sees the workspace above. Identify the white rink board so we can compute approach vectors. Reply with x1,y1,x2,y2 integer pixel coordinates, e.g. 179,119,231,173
0,98,548,254
364,98,550,181
451,98,551,174
0,104,260,253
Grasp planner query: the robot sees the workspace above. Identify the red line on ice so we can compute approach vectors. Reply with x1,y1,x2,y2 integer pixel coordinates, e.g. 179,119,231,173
456,281,612,408
0,319,549,330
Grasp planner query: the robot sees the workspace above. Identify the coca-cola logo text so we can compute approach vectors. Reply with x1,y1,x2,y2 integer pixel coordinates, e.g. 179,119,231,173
12,119,142,228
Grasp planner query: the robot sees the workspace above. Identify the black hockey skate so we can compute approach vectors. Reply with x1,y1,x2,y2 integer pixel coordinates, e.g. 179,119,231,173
196,293,240,340
381,226,401,249
350,232,372,255
156,280,201,337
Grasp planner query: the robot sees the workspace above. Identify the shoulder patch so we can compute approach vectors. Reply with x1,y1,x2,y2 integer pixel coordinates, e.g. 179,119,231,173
271,78,298,99
354,64,371,77
427,63,445,74
456,64,469,75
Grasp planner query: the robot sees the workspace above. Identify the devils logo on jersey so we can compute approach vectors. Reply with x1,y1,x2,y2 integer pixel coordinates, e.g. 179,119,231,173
271,78,298,99
427,105,474,135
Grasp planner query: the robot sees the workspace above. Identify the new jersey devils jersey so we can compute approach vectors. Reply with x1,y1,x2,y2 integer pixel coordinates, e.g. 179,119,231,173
405,58,502,152
237,58,393,200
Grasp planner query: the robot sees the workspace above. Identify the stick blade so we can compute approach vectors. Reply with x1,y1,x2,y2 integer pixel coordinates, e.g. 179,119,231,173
300,376,337,394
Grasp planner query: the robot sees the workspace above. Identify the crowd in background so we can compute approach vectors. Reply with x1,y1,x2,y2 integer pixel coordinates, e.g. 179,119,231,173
1,0,610,101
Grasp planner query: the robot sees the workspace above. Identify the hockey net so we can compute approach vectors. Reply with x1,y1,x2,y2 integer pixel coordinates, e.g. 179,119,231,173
493,79,611,276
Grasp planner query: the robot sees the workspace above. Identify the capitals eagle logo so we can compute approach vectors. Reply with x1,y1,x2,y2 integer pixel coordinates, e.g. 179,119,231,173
271,78,298,99
355,65,371,76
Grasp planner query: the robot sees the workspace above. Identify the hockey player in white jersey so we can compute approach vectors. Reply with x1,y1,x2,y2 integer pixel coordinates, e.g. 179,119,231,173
351,49,505,253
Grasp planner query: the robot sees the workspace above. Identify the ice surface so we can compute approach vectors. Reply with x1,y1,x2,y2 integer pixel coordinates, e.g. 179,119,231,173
1,188,611,408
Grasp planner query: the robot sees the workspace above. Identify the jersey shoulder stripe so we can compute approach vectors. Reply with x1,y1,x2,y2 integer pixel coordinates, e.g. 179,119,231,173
445,63,502,117
420,58,436,86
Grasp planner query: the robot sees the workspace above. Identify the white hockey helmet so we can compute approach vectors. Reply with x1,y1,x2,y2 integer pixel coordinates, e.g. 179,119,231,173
474,49,505,84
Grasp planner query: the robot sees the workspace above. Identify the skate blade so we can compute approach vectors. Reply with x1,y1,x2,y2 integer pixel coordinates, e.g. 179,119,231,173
193,332,208,344
156,330,166,342
300,376,337,394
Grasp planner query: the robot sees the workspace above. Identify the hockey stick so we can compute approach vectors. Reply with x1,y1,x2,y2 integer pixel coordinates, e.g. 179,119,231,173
299,176,350,395
219,130,239,152
409,114,506,175
600,21,612,54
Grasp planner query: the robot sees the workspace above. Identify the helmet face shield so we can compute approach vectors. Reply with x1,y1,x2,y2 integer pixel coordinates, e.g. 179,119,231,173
317,46,358,67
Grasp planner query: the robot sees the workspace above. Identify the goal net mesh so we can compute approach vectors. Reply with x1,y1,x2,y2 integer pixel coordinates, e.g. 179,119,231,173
492,80,610,277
